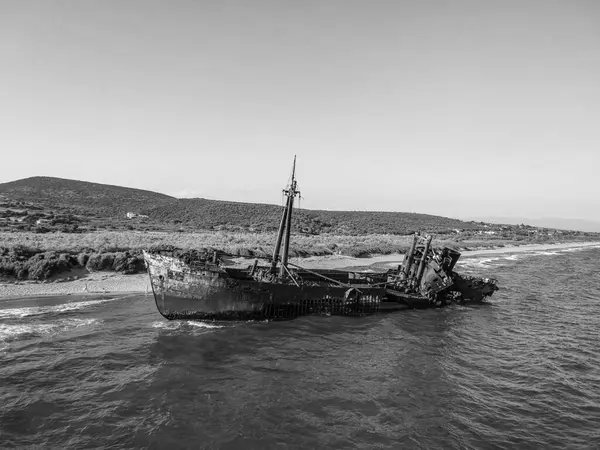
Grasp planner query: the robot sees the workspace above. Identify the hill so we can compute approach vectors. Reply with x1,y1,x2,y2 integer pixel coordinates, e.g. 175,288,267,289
0,176,175,216
1,176,598,240
0,176,484,234
149,198,482,235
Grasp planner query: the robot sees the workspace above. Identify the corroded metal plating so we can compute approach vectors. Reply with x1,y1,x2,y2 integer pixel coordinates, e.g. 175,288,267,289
385,233,499,307
144,251,385,321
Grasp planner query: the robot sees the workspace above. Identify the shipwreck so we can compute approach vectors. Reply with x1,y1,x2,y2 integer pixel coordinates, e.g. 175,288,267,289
143,158,498,320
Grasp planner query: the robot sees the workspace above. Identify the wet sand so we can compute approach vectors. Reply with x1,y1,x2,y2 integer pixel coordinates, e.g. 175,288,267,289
1,241,599,299
0,272,150,299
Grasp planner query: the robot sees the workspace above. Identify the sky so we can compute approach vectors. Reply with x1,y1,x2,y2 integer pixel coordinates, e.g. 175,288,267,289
1,0,599,221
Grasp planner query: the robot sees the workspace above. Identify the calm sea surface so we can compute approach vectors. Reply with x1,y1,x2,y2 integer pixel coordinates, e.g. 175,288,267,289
1,246,600,449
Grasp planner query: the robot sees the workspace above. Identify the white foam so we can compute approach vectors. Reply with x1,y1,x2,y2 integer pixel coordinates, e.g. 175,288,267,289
67,318,100,328
151,320,223,331
186,321,223,329
0,323,56,341
480,257,503,265
152,321,181,330
458,256,503,268
458,245,597,271
0,297,120,320
560,246,595,253
0,318,100,343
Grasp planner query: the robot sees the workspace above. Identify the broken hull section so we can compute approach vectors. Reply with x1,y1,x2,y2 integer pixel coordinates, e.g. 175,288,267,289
144,252,386,320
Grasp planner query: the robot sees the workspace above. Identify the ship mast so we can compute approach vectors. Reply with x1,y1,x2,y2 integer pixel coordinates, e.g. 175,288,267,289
271,156,300,277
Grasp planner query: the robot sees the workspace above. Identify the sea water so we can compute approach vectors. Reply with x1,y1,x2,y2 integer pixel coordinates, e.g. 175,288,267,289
1,246,600,449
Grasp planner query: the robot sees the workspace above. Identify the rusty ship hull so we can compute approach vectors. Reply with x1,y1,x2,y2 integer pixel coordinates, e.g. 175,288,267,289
143,251,390,321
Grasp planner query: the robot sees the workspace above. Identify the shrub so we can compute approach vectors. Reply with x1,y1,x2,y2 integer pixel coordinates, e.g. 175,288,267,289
86,253,115,271
112,252,145,274
25,252,73,280
77,253,89,267
9,245,41,259
0,259,17,278
112,252,129,272
16,267,29,280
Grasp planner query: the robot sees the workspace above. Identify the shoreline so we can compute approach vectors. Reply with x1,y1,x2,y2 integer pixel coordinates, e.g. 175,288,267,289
459,240,600,257
291,240,600,270
1,240,599,300
0,272,151,300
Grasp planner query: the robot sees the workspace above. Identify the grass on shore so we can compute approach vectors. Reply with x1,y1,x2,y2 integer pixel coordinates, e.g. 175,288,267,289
0,230,419,257
0,230,582,281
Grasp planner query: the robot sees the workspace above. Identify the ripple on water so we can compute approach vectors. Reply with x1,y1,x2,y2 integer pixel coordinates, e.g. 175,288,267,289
1,249,600,449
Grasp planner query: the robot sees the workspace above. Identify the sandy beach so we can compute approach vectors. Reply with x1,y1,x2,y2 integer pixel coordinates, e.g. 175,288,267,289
1,241,599,299
0,272,151,299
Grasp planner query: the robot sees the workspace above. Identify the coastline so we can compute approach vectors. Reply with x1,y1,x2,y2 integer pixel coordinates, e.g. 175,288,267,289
1,241,599,300
0,272,151,300
292,240,600,270
459,240,600,257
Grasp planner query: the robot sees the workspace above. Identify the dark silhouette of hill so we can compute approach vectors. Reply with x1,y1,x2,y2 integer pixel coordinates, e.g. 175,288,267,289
0,176,482,234
148,198,481,235
0,176,175,216
303,210,480,235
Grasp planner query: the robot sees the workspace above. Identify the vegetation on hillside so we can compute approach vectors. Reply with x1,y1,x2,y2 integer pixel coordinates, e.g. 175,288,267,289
148,198,483,235
0,176,174,216
4,176,599,239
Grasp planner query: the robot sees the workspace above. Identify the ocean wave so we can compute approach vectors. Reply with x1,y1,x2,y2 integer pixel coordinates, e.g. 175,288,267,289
187,321,223,329
0,298,120,320
0,318,101,344
457,256,507,268
152,320,224,331
478,258,500,266
0,323,56,342
560,246,598,253
458,248,575,269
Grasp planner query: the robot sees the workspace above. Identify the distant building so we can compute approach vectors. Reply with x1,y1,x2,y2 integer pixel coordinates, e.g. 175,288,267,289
126,212,149,219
